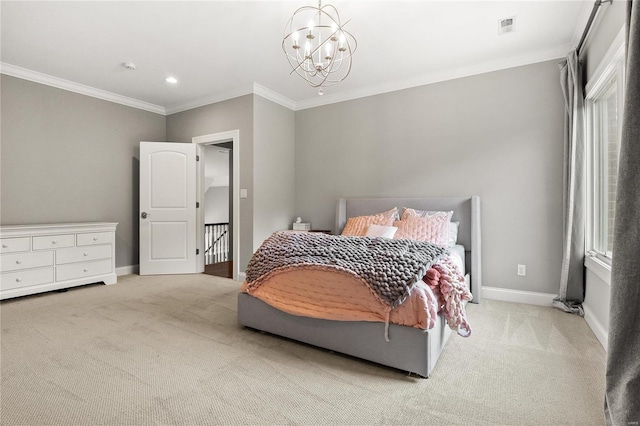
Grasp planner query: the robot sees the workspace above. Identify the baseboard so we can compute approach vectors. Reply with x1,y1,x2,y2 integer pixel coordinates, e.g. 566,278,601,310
583,303,608,351
116,265,139,276
115,265,241,279
482,286,556,306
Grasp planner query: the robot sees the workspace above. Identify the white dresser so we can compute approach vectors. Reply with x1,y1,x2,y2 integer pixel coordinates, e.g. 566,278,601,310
0,223,117,300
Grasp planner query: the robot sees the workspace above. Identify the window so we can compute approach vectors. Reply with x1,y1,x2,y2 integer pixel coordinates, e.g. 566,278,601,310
585,35,625,263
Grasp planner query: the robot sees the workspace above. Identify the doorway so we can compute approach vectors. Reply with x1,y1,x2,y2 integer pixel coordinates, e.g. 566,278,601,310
202,143,233,278
193,130,240,281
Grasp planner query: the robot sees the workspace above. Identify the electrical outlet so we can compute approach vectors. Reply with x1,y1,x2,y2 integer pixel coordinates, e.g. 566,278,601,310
517,264,526,276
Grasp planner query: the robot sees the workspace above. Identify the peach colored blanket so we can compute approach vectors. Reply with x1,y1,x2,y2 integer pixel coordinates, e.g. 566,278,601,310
242,255,472,337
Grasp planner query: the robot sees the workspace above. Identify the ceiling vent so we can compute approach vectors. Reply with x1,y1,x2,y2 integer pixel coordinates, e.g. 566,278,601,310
498,16,515,35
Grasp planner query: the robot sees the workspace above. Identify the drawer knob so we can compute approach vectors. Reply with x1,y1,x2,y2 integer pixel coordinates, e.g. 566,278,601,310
2,244,8,248
84,268,89,272
16,260,22,264
84,253,89,257
52,241,57,244
16,278,22,283
93,238,98,242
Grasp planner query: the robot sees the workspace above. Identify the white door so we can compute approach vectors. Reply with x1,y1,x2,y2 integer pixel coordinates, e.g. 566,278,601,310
139,142,200,275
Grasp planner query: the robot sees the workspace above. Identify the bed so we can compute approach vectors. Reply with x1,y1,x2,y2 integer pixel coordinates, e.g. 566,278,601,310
237,196,481,377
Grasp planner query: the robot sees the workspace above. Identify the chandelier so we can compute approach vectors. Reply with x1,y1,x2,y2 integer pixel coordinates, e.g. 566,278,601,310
282,1,357,93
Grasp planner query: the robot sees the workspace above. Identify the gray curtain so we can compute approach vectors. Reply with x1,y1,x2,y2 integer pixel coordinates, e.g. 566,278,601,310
605,1,640,424
554,50,585,316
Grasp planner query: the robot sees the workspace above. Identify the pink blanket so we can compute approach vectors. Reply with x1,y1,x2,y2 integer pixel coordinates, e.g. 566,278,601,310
243,254,472,338
423,256,473,336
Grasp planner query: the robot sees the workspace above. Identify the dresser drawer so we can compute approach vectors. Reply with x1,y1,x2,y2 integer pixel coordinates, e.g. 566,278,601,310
1,268,55,291
77,232,112,246
33,234,75,250
56,259,112,282
1,237,30,254
1,251,54,272
56,245,112,265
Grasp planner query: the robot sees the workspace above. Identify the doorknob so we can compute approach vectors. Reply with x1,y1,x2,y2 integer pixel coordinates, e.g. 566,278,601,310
141,212,148,219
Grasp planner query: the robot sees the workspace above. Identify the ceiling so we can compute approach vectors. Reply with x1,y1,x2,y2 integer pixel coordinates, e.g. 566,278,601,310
0,1,592,114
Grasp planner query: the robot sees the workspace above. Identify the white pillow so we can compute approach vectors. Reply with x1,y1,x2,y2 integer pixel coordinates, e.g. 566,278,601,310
449,221,460,247
365,224,398,239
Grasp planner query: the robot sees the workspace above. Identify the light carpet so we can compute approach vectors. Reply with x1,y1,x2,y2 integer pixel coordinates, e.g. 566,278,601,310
0,274,606,425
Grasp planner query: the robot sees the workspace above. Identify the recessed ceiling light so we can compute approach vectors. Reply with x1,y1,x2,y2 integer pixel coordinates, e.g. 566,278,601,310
165,77,178,84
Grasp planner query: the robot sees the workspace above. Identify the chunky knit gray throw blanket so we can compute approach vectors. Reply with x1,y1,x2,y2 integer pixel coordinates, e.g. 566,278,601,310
246,231,447,309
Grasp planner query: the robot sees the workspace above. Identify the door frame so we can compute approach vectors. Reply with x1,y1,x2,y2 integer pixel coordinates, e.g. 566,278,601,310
192,130,240,281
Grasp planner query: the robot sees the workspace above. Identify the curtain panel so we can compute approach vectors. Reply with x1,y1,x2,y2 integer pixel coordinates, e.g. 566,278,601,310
554,50,585,316
605,1,640,425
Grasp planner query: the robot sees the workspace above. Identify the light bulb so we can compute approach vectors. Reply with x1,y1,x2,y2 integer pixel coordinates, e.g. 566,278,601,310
338,33,346,52
330,22,338,41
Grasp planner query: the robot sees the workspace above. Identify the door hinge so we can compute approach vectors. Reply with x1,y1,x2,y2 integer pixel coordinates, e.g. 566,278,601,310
196,202,200,208
196,155,200,161
196,249,200,255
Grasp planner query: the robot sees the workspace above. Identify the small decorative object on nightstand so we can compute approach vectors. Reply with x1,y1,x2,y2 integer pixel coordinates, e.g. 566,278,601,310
292,217,311,231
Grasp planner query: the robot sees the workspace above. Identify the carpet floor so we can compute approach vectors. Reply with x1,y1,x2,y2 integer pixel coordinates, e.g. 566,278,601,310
0,273,606,425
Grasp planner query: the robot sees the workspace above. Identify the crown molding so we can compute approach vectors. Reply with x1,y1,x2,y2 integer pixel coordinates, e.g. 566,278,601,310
0,62,166,115
164,85,255,115
295,43,572,110
252,83,297,111
164,83,296,115
2,43,573,115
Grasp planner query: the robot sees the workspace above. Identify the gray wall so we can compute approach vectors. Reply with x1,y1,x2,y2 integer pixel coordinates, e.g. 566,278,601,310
2,57,568,294
581,0,626,82
165,95,254,270
204,187,229,223
202,144,230,224
1,79,294,274
252,95,296,250
0,74,166,268
294,60,565,294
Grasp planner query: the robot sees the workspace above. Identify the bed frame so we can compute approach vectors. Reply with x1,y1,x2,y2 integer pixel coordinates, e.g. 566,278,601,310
237,196,481,377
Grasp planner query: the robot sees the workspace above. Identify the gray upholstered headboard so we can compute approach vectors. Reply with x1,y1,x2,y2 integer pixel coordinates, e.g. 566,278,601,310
335,196,482,303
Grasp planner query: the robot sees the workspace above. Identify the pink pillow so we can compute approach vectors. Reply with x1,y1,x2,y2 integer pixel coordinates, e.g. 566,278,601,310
341,207,399,236
393,212,452,247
